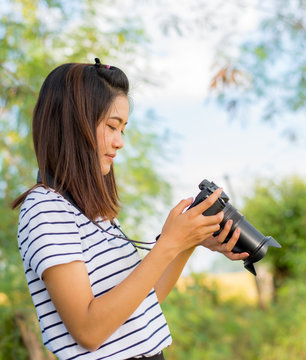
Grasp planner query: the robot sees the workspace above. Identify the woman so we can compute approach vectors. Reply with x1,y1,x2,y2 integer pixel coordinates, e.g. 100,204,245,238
13,58,248,360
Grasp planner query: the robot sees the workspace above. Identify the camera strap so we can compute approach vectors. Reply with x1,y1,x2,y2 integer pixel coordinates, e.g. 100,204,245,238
36,171,155,251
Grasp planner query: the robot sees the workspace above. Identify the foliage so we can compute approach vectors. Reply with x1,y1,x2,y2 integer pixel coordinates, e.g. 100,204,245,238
162,272,306,360
210,0,306,141
162,176,306,359
258,279,306,359
1,0,305,358
242,176,306,285
0,314,28,360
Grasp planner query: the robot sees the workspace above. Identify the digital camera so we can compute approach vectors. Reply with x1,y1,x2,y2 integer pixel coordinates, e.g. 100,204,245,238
189,179,281,275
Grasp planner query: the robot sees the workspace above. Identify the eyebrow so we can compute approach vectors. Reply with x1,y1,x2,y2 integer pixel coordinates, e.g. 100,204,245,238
109,116,128,125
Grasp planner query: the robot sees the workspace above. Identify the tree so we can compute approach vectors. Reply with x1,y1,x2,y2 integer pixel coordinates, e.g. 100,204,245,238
0,0,172,357
242,176,306,287
122,1,305,140
209,0,306,141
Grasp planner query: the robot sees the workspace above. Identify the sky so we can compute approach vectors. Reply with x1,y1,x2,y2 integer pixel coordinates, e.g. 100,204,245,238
127,1,306,273
130,1,306,198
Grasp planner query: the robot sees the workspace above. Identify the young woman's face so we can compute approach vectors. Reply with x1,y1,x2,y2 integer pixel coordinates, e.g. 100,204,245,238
97,95,129,175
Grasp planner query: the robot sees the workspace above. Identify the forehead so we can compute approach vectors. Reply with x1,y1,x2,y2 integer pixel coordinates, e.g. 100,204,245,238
108,96,129,120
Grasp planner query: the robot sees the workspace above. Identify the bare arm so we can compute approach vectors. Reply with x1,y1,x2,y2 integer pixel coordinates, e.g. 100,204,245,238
43,240,178,351
154,216,249,304
154,246,195,303
43,188,224,351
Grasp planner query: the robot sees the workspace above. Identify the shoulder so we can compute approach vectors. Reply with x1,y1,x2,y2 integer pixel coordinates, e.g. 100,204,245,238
21,185,68,206
18,186,80,235
18,186,84,278
20,186,75,218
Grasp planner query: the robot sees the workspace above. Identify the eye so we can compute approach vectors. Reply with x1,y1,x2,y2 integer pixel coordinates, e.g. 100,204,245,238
108,125,116,131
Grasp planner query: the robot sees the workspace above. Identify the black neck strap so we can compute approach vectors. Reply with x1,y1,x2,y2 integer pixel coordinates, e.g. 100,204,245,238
36,170,155,250
37,170,81,211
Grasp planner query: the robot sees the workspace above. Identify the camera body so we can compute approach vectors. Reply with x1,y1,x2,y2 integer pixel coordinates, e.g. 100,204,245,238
189,179,281,275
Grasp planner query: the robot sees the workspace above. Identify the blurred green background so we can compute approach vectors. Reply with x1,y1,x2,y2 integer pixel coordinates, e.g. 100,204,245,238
1,0,305,359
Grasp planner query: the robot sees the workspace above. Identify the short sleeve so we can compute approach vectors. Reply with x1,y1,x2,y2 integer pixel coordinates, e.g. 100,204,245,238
18,189,84,279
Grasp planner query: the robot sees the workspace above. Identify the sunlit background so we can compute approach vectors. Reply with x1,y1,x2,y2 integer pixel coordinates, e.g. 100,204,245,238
1,0,305,359
128,1,306,273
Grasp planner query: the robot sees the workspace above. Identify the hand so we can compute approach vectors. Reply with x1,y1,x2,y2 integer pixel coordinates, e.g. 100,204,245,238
158,188,225,256
200,219,249,261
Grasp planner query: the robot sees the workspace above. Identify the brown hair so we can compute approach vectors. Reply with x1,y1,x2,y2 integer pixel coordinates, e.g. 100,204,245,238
11,61,129,221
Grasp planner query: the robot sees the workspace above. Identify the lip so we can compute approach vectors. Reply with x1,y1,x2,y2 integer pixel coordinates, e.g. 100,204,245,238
105,154,116,161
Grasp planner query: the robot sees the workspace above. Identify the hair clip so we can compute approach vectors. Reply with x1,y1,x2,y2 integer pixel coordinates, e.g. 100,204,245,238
94,58,101,67
94,58,111,70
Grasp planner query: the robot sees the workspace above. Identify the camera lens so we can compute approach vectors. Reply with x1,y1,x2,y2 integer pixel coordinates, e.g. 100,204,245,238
192,179,281,275
220,203,281,275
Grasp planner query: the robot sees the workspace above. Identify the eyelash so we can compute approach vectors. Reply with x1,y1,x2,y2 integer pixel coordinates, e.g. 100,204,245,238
108,125,125,135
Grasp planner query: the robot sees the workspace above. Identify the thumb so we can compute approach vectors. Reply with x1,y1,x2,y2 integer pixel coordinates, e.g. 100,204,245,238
172,197,194,215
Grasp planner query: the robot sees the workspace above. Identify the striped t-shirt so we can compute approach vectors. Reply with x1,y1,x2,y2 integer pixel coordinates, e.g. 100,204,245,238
17,186,172,360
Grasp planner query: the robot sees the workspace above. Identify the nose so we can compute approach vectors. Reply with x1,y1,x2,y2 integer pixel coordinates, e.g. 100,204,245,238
113,131,124,149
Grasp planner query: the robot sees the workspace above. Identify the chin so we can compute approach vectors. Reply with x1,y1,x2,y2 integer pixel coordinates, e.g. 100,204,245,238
101,166,111,175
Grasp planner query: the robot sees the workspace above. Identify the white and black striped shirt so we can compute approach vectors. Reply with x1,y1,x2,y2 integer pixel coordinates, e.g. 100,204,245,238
18,187,172,360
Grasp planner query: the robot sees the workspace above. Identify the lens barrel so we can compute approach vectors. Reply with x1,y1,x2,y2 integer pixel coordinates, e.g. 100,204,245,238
190,179,281,275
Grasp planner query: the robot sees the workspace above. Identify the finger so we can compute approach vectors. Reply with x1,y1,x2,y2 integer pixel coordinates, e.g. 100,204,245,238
171,197,194,216
190,188,223,215
199,223,221,237
223,227,240,251
216,219,233,243
224,252,249,261
201,211,224,226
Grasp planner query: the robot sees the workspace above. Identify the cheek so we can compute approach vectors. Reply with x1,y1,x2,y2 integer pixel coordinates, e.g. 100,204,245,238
96,125,106,151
